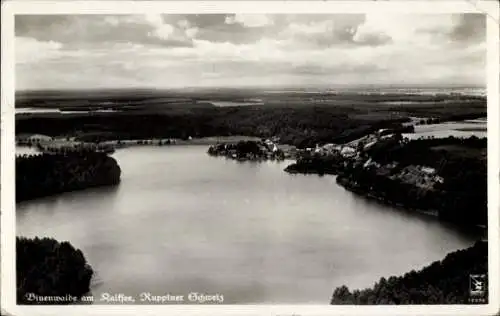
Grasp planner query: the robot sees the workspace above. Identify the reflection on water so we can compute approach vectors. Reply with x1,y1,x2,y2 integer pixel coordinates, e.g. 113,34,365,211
16,146,479,304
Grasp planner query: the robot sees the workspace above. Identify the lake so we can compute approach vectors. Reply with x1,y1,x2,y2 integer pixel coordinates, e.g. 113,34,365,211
16,108,121,114
207,100,264,107
16,145,479,304
403,119,487,140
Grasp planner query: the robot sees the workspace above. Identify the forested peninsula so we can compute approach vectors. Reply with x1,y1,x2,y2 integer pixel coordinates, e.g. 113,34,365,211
337,136,487,226
285,135,487,227
16,152,121,202
17,236,94,304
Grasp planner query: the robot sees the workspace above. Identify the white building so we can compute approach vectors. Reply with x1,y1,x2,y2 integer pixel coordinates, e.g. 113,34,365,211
421,166,436,175
340,146,356,158
27,134,53,143
363,141,377,150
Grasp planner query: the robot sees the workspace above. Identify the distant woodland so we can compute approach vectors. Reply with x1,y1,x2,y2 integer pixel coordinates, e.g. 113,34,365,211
16,97,486,148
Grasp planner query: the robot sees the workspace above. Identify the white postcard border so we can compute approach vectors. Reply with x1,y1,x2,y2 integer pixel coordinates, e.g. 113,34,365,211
1,1,499,316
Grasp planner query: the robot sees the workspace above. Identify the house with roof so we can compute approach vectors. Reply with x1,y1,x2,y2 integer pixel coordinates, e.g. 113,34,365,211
340,146,356,158
25,134,53,144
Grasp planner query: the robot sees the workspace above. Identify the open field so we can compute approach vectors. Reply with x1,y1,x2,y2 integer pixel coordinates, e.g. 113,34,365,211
16,88,485,110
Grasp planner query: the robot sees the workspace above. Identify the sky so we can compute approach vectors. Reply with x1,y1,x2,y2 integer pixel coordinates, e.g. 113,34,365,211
15,13,486,90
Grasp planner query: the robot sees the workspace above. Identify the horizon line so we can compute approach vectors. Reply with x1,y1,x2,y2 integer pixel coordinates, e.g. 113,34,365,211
15,83,487,93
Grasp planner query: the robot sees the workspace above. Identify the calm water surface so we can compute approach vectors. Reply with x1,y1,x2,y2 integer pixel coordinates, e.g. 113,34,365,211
16,146,479,304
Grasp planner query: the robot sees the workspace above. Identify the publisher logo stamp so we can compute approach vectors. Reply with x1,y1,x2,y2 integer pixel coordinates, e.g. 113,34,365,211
470,274,486,296
469,274,487,303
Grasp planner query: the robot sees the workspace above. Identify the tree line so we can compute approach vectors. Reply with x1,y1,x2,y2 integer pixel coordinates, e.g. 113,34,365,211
16,106,415,148
331,241,488,304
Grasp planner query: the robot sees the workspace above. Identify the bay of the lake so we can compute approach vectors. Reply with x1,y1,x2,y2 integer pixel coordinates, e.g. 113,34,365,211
16,145,479,304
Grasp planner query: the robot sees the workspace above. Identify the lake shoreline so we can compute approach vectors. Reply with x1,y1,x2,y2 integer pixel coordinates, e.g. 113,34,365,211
16,144,485,304
335,174,440,217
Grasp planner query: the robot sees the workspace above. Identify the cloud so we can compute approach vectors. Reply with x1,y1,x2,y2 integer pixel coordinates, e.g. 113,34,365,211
449,13,485,43
225,14,274,28
14,14,486,90
15,37,63,64
352,31,392,46
144,14,175,39
406,13,486,46
15,15,196,48
278,15,392,48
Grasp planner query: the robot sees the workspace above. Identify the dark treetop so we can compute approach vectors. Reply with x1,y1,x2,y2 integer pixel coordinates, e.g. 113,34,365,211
17,236,93,305
331,241,488,305
16,152,121,202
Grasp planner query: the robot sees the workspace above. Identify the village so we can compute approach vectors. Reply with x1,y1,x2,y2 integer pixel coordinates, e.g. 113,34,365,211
291,128,445,191
17,129,445,192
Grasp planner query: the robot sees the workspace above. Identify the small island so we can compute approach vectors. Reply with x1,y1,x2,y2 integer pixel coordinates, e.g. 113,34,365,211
207,139,287,161
17,236,94,305
331,241,488,305
16,151,121,202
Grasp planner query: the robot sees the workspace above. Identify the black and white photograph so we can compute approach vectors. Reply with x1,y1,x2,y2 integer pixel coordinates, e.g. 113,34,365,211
1,1,499,316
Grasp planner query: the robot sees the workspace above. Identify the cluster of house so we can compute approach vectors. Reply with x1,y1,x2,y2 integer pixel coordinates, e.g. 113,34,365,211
16,134,54,145
262,139,279,153
309,143,357,158
260,138,299,159
392,165,444,190
297,129,444,190
306,130,402,160
361,157,444,192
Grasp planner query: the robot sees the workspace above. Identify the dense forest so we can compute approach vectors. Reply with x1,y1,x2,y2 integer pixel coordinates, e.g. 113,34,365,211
331,241,488,304
16,152,121,202
17,236,93,304
16,99,485,149
337,136,487,226
15,106,407,148
284,154,344,175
